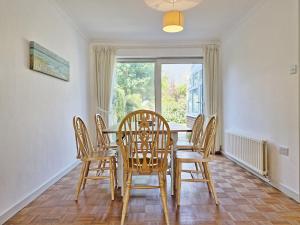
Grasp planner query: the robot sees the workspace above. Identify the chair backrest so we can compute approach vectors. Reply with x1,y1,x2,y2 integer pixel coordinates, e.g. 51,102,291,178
200,115,217,158
95,114,111,149
189,114,205,145
117,110,172,174
73,116,95,159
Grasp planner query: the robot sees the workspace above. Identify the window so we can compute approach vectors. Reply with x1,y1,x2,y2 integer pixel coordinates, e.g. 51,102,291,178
111,61,155,125
111,58,203,126
187,64,204,117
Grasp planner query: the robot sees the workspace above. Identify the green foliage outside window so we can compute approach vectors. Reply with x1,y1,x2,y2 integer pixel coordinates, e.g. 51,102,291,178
161,74,187,124
112,62,188,125
112,62,155,124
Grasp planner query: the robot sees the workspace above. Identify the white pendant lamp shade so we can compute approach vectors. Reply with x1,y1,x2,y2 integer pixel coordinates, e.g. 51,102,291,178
163,10,184,33
144,0,202,12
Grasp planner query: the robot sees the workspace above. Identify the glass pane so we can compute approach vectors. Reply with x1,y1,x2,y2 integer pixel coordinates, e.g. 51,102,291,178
161,63,203,126
188,94,192,114
112,62,155,125
199,85,204,114
190,64,203,116
193,72,200,87
192,89,200,114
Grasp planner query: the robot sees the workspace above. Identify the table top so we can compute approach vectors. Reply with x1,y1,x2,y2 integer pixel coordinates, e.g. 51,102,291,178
103,123,192,134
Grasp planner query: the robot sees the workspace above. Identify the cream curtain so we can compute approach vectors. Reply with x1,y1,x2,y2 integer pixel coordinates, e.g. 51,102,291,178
95,46,116,125
203,44,221,152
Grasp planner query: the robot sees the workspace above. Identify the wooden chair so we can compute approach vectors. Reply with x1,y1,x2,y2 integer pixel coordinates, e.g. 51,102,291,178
73,116,117,201
117,110,172,225
95,114,118,176
175,115,219,206
176,114,204,171
95,114,118,149
176,114,205,151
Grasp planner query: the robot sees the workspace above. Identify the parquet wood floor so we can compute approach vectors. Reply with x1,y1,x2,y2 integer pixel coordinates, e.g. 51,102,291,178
5,155,300,225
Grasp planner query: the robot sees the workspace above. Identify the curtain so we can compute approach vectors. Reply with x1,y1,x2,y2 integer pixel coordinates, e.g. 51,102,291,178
95,46,116,125
203,44,221,153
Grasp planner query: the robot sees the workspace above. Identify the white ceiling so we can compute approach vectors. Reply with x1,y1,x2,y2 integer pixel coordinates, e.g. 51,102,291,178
55,0,262,43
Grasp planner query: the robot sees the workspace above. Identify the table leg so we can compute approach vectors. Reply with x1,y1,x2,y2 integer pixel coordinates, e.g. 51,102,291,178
117,146,124,196
171,132,178,196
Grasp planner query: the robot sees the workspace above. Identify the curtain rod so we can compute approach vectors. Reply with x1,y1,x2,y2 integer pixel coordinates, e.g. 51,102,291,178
90,42,220,49
117,57,203,61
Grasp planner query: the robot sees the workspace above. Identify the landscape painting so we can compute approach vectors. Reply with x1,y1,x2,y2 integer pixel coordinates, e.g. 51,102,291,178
29,41,70,81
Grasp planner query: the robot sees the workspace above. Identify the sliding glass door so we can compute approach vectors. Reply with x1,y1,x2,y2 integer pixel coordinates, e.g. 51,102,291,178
111,58,203,126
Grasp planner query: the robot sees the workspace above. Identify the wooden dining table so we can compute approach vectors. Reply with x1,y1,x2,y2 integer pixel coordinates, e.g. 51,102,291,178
103,123,192,196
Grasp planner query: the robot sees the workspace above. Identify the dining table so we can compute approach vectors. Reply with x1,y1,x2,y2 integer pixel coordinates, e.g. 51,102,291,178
103,123,192,196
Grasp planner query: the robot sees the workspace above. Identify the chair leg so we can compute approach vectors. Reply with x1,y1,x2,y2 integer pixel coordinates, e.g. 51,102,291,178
202,162,212,193
97,160,103,175
203,162,219,205
194,162,199,171
82,161,90,190
102,159,107,172
122,170,128,199
109,159,115,201
159,172,170,225
191,148,199,172
121,172,132,225
75,162,87,201
176,160,182,208
114,158,117,188
161,170,168,201
173,157,176,193
198,162,204,175
97,159,107,175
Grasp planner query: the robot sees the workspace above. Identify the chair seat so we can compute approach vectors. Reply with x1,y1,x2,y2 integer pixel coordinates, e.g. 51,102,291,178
127,157,167,173
96,146,117,153
84,149,116,161
176,140,193,150
97,144,118,151
175,151,209,163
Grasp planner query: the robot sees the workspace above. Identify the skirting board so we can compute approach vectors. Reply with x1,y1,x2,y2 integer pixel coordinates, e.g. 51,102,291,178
222,151,300,203
0,160,80,224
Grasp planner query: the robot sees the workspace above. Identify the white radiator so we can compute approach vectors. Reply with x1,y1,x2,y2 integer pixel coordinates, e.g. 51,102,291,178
224,132,268,176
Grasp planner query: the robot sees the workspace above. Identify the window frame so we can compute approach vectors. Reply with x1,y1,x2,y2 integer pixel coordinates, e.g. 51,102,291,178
115,57,204,120
187,64,204,117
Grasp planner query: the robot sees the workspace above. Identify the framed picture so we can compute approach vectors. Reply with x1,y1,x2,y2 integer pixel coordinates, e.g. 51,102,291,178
29,41,70,81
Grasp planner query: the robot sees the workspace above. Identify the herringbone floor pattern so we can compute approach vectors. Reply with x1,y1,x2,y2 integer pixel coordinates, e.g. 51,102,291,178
5,155,300,225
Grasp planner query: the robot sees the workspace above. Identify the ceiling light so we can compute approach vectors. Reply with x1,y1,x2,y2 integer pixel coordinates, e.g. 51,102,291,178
144,0,202,12
144,0,201,33
163,10,184,33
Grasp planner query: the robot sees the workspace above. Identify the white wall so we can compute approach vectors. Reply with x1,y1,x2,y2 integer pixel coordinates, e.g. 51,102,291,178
221,0,299,199
0,0,90,221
